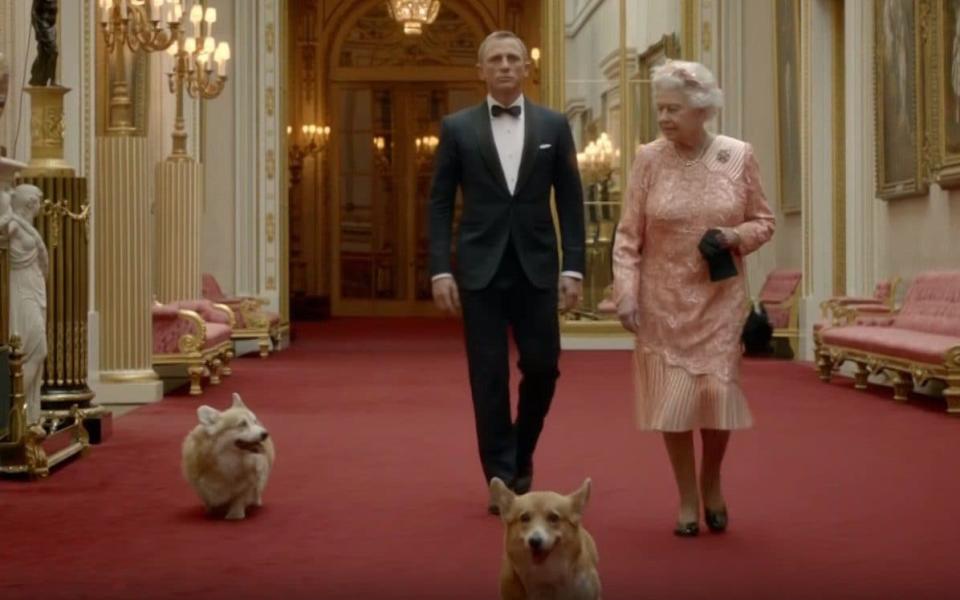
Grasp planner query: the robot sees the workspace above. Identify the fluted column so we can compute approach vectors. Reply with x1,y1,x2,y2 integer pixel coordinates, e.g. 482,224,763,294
93,136,162,403
155,160,202,302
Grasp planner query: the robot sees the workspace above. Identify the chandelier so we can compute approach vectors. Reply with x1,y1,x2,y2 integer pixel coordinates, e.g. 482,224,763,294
386,0,441,36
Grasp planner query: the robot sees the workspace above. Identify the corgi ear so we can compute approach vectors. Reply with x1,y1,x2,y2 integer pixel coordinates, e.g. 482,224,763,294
489,477,515,517
569,478,592,515
231,393,246,409
197,405,221,428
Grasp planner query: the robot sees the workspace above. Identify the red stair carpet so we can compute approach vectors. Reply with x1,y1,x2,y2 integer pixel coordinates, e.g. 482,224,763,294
2,318,959,599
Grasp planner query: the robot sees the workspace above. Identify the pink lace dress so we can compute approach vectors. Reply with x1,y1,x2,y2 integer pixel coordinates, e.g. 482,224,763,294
613,136,775,431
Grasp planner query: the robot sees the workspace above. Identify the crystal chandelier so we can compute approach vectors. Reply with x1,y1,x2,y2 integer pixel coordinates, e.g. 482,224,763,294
386,0,441,36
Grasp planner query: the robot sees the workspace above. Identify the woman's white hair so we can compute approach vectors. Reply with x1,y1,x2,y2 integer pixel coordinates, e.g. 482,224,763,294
651,60,724,117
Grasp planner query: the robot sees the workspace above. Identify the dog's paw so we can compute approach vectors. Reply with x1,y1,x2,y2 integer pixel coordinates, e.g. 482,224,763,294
225,507,246,520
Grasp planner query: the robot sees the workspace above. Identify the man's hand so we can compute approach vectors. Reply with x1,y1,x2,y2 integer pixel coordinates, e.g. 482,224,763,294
432,277,461,315
617,299,640,334
558,276,582,313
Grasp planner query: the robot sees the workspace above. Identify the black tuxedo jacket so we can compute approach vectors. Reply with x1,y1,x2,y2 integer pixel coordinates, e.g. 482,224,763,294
428,100,586,291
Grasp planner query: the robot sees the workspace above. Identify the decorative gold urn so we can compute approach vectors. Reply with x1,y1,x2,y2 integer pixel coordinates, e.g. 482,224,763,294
21,86,74,177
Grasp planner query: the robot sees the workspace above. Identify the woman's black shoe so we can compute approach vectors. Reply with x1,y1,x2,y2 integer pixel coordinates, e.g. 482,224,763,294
673,522,700,537
704,508,728,532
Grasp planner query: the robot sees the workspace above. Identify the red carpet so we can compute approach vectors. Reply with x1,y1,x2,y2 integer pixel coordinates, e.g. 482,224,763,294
2,318,959,599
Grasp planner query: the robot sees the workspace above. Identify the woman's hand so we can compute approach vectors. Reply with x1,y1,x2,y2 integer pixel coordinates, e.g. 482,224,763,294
716,227,741,249
617,299,640,334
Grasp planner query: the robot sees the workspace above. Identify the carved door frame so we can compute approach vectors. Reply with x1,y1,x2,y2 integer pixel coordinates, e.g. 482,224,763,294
326,0,491,316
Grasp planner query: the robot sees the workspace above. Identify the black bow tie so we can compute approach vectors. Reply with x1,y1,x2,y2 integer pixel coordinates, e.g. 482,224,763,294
491,104,522,118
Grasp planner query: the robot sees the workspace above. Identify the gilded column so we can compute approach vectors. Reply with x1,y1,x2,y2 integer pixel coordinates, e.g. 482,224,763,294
18,86,97,409
155,159,202,301
94,136,160,394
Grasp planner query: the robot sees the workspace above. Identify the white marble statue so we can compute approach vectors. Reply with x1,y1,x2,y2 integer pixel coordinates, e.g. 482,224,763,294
0,184,48,425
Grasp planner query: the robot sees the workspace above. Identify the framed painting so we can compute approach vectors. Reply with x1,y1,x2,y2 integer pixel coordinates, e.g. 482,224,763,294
774,0,803,213
873,0,927,199
926,0,960,187
635,33,681,147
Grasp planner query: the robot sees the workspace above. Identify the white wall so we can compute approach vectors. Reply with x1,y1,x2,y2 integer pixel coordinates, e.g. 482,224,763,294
201,0,238,294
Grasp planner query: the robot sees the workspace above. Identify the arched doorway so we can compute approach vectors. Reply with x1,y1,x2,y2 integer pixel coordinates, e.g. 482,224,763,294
329,1,487,316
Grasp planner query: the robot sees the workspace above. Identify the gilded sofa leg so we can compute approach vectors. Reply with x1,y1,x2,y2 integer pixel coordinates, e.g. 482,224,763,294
210,358,223,385
945,375,960,414
854,362,869,390
891,371,911,402
188,365,204,396
259,337,270,358
816,350,833,382
222,349,234,376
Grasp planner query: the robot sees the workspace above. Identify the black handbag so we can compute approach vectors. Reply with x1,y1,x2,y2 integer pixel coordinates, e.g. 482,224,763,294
698,229,738,282
742,301,774,356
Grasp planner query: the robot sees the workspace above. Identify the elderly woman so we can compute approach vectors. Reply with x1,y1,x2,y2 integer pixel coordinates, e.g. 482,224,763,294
612,60,775,537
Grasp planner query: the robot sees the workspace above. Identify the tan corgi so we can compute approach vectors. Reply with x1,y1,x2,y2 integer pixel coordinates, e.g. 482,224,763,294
489,477,601,600
181,393,275,520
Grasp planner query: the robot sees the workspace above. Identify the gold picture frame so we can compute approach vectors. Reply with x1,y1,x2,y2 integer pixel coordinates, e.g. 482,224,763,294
635,33,681,147
774,0,803,213
925,0,960,187
873,0,927,199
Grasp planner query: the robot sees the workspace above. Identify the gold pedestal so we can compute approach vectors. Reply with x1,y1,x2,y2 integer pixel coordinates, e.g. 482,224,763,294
95,137,159,386
15,175,94,408
21,86,74,178
155,159,202,302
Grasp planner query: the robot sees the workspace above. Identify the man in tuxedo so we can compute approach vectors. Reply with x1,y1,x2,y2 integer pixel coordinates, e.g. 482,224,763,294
428,31,585,513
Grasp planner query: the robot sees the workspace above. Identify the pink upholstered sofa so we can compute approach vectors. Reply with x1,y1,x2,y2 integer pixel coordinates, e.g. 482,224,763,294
814,277,901,336
758,269,802,354
202,274,281,357
816,271,960,413
152,299,235,395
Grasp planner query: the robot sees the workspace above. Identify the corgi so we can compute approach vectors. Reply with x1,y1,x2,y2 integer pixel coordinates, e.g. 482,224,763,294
490,477,601,600
181,393,275,520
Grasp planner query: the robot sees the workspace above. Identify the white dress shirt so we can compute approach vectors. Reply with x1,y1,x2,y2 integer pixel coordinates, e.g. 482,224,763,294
432,94,582,282
488,94,525,195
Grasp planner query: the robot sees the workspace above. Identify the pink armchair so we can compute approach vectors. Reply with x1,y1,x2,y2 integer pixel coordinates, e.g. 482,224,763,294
202,273,281,357
152,299,235,395
758,269,802,355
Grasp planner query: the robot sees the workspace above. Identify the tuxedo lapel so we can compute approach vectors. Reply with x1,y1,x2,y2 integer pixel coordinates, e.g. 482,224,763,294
472,103,510,195
513,101,540,198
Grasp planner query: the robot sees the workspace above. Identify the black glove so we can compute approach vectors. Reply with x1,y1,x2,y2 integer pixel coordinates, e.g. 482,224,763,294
698,229,738,282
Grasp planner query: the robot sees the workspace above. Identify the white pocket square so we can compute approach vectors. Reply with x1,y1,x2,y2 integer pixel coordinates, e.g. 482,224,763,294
539,143,552,149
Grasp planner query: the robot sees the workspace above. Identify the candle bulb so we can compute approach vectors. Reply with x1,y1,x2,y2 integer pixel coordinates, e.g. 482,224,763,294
183,37,196,54
203,36,215,54
190,3,202,36
214,42,229,76
205,7,216,37
151,0,162,20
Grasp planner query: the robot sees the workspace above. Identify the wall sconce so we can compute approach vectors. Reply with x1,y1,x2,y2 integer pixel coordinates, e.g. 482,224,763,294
372,135,391,172
530,47,541,84
287,123,330,185
415,134,439,168
576,132,618,185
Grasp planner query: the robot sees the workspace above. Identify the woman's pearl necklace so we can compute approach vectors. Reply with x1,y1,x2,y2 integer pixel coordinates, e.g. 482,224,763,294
678,136,712,167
